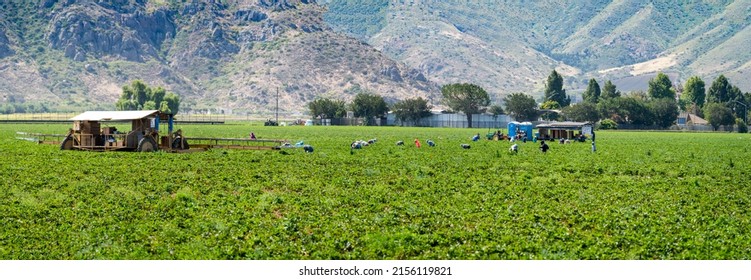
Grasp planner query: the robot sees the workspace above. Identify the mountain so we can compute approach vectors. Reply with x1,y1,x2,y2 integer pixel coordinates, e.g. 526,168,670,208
2,0,750,114
0,0,437,115
324,0,751,100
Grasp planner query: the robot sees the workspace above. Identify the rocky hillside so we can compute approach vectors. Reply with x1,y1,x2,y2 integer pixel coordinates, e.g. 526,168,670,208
324,0,751,99
3,0,750,114
0,0,438,115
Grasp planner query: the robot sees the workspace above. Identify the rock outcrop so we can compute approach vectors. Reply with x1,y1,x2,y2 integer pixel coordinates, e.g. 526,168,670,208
0,30,14,59
259,0,312,11
47,3,175,62
0,0,438,114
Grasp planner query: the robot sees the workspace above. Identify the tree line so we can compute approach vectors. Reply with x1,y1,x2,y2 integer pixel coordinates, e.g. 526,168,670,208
308,70,750,131
555,72,749,131
306,84,495,127
115,80,181,115
506,71,749,131
307,90,423,126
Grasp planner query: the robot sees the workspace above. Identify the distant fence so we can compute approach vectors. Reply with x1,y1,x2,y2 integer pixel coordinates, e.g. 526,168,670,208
175,114,228,123
0,113,229,124
410,120,508,128
0,113,76,121
2,112,749,132
386,113,514,128
315,114,513,128
328,118,365,126
617,124,744,132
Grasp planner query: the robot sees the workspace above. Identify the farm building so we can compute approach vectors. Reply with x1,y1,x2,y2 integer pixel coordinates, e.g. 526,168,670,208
535,121,593,140
677,112,708,126
385,111,513,128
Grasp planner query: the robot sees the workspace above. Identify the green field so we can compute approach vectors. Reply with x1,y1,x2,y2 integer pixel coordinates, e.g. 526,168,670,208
1,123,750,259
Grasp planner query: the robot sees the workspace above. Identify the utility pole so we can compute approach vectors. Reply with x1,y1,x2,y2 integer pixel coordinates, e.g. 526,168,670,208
732,100,748,124
276,87,279,125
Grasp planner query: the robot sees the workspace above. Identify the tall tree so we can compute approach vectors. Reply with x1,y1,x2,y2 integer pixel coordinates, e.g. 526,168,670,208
622,97,654,125
162,92,180,115
392,97,433,126
621,97,653,125
562,102,599,122
441,83,491,128
488,104,505,118
115,80,181,114
539,100,560,121
597,97,627,123
680,76,706,110
150,87,166,109
544,70,570,107
647,72,676,100
582,78,601,103
649,98,679,128
115,96,139,110
597,96,652,125
730,86,743,103
142,101,157,110
601,80,621,99
704,102,735,131
488,104,505,124
628,90,649,101
742,92,751,121
503,92,537,121
707,75,737,104
130,80,150,107
350,92,388,125
307,97,346,119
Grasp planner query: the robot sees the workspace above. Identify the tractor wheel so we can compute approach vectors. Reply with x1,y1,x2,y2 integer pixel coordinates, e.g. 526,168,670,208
137,137,157,152
60,136,75,150
171,137,190,150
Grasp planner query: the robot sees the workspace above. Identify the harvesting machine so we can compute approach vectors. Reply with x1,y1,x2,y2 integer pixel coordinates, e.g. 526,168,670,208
51,110,285,152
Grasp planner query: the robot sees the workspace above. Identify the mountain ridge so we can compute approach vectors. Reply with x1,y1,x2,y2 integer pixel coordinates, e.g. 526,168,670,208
0,0,437,115
325,0,751,100
1,0,750,115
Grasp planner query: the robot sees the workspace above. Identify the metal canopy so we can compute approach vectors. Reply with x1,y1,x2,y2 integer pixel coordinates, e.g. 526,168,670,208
69,110,160,121
535,121,591,130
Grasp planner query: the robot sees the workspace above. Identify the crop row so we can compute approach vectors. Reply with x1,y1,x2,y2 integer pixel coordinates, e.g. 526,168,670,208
1,124,749,259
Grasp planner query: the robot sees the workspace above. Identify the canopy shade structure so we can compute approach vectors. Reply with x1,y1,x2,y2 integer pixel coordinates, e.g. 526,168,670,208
535,121,592,130
69,110,160,121
535,121,593,141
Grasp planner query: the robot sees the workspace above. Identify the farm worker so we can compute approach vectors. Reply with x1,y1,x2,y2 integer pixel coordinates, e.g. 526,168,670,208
352,141,362,149
250,132,256,140
539,140,549,153
414,138,421,148
510,143,518,153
